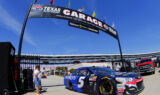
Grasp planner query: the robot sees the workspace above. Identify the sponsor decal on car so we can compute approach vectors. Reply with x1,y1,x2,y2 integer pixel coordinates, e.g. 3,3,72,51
126,77,143,85
64,76,76,80
117,84,125,93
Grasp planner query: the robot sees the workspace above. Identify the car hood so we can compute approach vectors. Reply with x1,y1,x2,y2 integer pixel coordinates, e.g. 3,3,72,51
97,72,140,78
114,72,140,77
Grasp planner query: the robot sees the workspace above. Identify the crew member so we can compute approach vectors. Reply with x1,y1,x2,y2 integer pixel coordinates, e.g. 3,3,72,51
34,65,41,95
115,63,121,72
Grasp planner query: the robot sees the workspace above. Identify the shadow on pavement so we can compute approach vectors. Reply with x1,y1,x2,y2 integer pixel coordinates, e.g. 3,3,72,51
141,73,154,76
42,84,64,87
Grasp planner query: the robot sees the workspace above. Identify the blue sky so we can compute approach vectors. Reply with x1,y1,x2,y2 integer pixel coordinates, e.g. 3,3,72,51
0,0,160,55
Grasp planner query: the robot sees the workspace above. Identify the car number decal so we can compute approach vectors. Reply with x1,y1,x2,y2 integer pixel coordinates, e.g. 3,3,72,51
78,76,85,88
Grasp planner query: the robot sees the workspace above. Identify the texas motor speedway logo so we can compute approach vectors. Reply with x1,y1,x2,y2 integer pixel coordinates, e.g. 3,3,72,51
32,5,43,12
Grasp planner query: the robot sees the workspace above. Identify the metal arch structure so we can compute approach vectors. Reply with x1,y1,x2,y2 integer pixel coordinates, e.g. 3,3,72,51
17,0,37,66
17,0,124,69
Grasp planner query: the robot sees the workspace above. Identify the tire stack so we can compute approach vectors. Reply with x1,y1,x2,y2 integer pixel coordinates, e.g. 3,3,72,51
23,69,34,92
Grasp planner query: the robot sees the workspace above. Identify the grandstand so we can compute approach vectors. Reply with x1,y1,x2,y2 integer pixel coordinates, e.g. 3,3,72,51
16,52,160,69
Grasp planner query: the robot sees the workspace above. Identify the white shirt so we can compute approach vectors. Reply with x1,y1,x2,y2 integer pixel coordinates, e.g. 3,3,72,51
34,69,40,78
116,65,121,71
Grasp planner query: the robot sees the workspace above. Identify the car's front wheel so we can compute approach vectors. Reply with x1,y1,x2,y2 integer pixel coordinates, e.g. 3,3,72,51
99,79,115,95
153,70,155,74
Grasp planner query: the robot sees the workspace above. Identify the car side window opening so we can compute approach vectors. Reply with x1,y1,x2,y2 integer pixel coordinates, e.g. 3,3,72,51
86,69,93,76
72,70,80,76
78,69,91,76
92,67,116,74
85,70,91,76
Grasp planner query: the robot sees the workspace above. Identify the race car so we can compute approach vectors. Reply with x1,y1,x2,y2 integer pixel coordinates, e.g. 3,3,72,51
64,67,144,95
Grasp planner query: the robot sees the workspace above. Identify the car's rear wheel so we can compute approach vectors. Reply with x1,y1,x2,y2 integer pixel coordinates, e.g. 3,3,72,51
99,79,115,95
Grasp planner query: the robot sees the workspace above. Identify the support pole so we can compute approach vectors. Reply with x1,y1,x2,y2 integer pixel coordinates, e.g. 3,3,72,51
116,32,126,71
17,0,37,63
17,0,37,92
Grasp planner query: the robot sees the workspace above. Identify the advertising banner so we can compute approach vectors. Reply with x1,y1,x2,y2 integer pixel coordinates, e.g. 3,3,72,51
68,21,99,33
29,4,118,39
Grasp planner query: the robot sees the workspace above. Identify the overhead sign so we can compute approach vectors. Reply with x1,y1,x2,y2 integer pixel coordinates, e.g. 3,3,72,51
68,21,99,33
29,4,118,39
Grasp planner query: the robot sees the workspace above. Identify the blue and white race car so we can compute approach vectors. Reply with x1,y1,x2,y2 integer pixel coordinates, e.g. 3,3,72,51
64,67,144,95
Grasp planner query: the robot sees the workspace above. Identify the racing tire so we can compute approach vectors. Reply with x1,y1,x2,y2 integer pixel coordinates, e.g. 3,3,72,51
153,70,155,74
2,89,9,95
98,79,116,95
152,72,155,74
68,81,73,90
151,70,155,75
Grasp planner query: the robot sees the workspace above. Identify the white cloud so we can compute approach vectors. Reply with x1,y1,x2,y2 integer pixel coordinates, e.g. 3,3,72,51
0,4,36,46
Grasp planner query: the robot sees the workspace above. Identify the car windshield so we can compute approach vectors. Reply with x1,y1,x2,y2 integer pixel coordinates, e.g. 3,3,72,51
91,67,116,74
140,59,151,63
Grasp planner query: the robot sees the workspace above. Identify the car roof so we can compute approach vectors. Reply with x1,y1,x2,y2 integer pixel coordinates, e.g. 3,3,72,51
72,66,115,74
77,66,111,70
